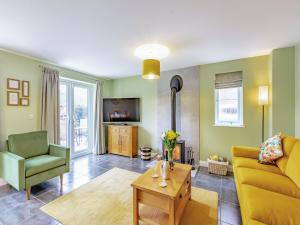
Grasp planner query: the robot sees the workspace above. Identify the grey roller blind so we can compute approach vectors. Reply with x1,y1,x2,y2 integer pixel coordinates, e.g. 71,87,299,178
215,71,243,89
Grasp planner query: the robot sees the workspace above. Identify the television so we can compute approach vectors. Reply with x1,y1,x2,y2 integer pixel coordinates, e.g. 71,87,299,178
103,98,140,123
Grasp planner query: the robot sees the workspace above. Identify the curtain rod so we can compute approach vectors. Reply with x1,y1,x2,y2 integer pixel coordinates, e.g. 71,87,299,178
38,64,110,81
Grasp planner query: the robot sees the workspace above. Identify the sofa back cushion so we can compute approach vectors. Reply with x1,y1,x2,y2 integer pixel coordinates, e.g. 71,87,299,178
276,135,297,172
285,141,300,188
8,131,49,159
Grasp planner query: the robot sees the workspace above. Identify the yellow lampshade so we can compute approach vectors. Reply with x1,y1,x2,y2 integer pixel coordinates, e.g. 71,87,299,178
142,59,160,79
258,85,269,105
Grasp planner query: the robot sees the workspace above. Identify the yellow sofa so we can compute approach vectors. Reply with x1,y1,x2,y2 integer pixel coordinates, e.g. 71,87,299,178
232,136,300,225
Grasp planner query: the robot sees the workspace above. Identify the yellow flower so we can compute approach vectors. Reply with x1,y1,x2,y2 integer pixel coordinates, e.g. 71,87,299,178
166,130,177,140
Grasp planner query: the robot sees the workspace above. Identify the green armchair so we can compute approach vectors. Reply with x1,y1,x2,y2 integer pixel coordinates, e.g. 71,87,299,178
0,131,70,200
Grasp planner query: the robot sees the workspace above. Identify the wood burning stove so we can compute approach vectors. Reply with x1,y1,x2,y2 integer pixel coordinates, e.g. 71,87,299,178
162,140,185,163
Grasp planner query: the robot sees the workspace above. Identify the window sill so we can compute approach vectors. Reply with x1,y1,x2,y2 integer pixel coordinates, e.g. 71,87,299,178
213,124,245,128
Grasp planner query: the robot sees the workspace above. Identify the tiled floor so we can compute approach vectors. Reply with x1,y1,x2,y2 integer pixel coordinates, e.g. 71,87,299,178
0,154,242,225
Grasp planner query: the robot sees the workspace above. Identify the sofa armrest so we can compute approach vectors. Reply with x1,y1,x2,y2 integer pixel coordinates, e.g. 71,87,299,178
231,146,260,159
0,151,25,191
49,144,70,172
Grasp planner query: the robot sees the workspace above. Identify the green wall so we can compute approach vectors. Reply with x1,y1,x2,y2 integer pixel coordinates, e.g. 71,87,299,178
271,47,295,136
111,76,158,151
199,55,270,161
0,50,110,149
295,43,300,138
1,45,297,162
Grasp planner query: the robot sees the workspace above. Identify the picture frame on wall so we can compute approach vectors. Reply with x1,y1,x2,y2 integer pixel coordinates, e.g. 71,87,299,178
22,80,30,97
7,91,19,106
7,78,20,90
20,98,30,106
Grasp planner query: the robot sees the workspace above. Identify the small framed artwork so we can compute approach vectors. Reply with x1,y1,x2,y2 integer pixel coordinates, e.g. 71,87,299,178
7,91,19,106
22,81,30,97
20,98,30,106
7,78,20,90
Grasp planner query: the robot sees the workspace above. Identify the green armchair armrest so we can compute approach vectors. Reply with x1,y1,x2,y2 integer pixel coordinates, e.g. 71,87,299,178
0,151,25,191
49,144,70,172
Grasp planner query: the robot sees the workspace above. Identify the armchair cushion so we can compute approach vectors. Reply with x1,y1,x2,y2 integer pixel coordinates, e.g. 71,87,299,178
8,131,49,159
25,155,65,177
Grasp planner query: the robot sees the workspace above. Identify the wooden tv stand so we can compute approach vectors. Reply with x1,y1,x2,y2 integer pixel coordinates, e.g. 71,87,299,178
108,125,138,157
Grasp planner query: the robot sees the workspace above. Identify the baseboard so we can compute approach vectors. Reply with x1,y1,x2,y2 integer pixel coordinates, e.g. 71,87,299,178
199,160,233,172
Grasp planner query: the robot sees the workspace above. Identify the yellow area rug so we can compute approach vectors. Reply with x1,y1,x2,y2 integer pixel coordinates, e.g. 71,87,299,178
41,167,218,225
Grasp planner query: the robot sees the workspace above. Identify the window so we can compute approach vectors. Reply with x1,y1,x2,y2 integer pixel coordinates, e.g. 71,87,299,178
215,71,243,127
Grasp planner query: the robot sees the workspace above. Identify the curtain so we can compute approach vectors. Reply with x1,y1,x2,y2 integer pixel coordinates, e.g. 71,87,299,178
215,71,243,89
93,81,106,154
41,67,60,144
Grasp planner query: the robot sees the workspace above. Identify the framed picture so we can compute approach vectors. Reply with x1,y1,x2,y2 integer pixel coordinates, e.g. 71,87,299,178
7,91,19,106
20,98,30,106
7,78,20,90
22,81,30,97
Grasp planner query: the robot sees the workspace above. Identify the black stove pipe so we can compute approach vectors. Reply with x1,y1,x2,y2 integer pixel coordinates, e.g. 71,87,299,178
170,75,183,131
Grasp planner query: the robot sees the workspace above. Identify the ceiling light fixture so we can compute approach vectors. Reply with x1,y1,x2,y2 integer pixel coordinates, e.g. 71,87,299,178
134,44,170,79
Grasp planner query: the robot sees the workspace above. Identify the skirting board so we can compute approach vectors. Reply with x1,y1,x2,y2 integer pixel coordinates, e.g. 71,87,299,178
199,160,233,172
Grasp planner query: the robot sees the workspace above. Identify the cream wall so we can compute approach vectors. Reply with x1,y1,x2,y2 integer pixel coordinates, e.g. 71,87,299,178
295,43,300,138
199,55,270,161
0,50,110,149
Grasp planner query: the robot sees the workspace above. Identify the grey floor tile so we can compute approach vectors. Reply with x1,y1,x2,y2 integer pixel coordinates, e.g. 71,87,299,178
18,210,58,225
220,201,242,225
221,187,239,205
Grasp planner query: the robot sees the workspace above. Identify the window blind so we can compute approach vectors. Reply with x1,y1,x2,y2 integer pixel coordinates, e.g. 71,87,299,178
215,71,243,89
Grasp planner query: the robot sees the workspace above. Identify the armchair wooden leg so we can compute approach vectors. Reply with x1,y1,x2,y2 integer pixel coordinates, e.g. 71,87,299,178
60,174,63,189
26,187,31,200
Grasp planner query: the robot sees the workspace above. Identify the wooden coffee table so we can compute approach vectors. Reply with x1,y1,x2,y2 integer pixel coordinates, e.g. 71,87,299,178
131,162,192,225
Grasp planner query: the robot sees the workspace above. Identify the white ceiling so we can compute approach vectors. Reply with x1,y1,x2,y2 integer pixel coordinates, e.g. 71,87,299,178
0,0,300,78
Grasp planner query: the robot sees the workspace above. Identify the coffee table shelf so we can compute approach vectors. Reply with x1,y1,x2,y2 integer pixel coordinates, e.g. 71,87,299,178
139,205,169,225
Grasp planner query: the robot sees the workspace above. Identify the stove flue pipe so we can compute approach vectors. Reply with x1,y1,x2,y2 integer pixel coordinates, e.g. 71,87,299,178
170,75,183,131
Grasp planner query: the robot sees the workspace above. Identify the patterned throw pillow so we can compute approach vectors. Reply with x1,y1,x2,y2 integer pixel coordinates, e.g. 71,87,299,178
258,134,283,164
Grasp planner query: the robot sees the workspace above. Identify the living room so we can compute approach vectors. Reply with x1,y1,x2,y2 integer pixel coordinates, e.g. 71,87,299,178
1,1,300,225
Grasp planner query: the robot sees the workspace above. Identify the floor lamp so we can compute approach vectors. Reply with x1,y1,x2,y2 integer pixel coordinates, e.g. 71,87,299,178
258,86,269,142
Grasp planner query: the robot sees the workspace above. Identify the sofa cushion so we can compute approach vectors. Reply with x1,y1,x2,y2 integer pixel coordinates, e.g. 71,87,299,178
8,131,49,159
248,220,267,225
276,135,297,172
233,157,282,175
241,184,300,225
25,155,66,177
285,141,300,188
258,134,283,164
281,135,297,156
236,167,300,198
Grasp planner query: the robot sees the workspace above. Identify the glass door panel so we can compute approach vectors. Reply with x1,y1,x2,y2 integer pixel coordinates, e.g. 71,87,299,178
59,80,93,158
73,86,89,153
59,83,68,147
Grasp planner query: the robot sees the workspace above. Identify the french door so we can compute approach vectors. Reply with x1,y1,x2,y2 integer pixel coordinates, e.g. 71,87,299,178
59,79,94,158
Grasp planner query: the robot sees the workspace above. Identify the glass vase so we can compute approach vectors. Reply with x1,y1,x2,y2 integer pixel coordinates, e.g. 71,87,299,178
168,149,174,170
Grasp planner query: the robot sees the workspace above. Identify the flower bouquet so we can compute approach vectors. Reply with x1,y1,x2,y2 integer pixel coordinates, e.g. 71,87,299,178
161,130,180,170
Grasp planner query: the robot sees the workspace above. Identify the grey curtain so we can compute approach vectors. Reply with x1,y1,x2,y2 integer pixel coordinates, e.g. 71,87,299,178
93,81,106,154
41,67,60,144
215,71,243,89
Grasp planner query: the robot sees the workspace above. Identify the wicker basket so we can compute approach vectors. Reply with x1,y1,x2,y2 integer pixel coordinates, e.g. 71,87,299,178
140,147,152,161
207,159,229,176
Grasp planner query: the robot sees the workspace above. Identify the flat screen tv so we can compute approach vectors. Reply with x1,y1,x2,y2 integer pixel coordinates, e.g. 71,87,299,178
103,98,140,123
